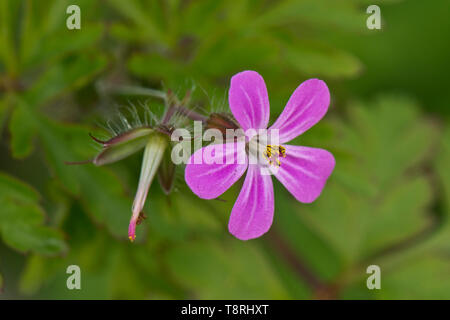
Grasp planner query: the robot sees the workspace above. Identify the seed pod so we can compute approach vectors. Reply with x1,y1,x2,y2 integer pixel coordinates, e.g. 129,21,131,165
129,133,168,242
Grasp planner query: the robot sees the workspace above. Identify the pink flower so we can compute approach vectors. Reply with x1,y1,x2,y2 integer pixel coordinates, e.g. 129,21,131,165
185,71,335,240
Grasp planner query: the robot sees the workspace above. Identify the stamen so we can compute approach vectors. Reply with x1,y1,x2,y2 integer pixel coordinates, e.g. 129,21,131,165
263,145,286,167
279,146,286,158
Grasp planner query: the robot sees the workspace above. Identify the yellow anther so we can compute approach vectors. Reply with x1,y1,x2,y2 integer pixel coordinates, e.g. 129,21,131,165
262,145,286,167
266,146,272,158
279,146,286,157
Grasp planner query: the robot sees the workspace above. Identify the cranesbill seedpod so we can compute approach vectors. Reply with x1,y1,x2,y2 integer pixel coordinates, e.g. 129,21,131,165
129,132,168,242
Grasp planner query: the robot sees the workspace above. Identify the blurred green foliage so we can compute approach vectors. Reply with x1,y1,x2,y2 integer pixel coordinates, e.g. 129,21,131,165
0,0,449,299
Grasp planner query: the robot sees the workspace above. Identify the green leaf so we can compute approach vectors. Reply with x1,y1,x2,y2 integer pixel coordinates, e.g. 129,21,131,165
274,188,343,281
128,53,182,81
296,96,437,264
24,24,103,69
36,116,132,237
8,53,106,161
0,91,12,133
1,222,66,256
0,172,67,255
273,95,442,298
193,36,278,77
0,171,40,203
361,176,433,255
378,253,450,299
250,0,366,33
284,40,362,78
180,0,227,38
9,100,36,159
24,54,107,107
106,0,164,42
436,126,450,213
342,249,450,300
165,240,291,299
147,189,223,241
342,214,450,299
19,254,49,295
0,0,20,74
7,96,133,238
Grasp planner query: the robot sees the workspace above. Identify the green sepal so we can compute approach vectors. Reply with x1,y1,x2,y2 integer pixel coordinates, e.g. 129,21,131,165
157,145,176,195
93,127,153,166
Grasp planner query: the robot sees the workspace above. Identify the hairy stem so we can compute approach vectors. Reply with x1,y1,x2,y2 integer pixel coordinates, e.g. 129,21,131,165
173,105,207,122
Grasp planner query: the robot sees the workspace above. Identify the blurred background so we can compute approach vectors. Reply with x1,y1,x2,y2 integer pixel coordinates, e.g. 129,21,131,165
0,0,449,299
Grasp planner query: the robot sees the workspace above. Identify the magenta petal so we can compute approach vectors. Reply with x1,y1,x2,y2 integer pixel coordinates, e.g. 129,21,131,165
185,143,248,199
274,145,335,203
269,79,330,144
228,165,274,240
229,70,270,131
